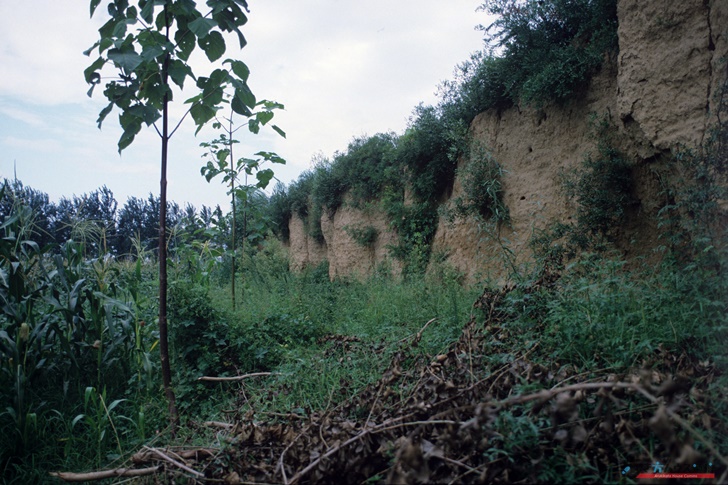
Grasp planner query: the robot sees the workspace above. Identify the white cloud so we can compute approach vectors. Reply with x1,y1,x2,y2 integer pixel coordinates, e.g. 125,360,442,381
0,105,46,127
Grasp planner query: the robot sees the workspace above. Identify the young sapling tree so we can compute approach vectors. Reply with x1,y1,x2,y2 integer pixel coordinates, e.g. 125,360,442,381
84,0,282,428
200,105,285,309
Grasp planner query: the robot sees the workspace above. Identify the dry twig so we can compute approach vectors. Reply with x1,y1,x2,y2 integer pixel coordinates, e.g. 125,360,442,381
143,446,204,478
198,372,275,382
49,466,161,482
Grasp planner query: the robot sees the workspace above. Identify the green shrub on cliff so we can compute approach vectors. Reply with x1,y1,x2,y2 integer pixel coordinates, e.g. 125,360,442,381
478,0,618,107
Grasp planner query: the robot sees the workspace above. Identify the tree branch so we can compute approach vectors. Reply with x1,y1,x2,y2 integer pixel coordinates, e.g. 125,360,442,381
198,371,275,382
50,466,161,482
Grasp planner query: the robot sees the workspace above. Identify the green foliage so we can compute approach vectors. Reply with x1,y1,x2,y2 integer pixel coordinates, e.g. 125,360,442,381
562,127,634,237
533,115,634,260
287,170,316,221
0,199,161,480
310,158,346,217
268,182,293,242
168,283,220,368
497,254,727,370
655,78,728,264
478,0,618,107
200,111,286,309
438,52,511,123
386,200,440,277
345,225,379,249
396,105,463,202
235,0,622,277
329,134,400,210
223,260,478,414
85,0,265,150
445,143,509,223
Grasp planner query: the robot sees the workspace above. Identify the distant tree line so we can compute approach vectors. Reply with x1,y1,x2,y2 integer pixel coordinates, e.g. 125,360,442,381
0,178,226,257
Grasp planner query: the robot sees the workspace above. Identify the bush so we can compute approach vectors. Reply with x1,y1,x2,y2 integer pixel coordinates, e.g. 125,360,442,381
311,158,346,216
267,182,291,242
530,116,634,262
334,134,400,207
386,200,439,276
287,170,316,220
446,143,509,223
656,78,728,262
168,283,224,371
478,0,618,107
562,118,634,238
438,52,511,123
396,105,463,203
345,225,379,248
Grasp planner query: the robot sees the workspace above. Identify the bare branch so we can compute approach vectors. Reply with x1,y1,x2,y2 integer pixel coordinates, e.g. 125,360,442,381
143,446,204,478
49,466,161,482
198,372,275,382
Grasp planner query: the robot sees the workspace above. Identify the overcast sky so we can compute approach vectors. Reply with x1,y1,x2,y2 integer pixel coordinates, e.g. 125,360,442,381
0,1,488,210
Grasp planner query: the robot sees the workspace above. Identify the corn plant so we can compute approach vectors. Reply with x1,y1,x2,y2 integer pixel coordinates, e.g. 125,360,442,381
0,199,147,465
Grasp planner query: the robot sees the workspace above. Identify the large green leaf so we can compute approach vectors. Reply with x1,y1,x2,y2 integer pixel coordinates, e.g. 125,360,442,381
128,104,161,126
96,102,114,128
83,41,100,57
175,28,196,61
117,112,142,152
255,168,275,189
112,19,130,38
271,125,286,139
84,57,105,87
98,18,117,39
232,80,256,108
168,59,193,89
256,111,274,126
225,59,249,82
190,103,217,132
108,48,143,72
140,0,155,23
255,151,286,164
213,5,248,48
198,31,225,62
231,96,252,117
188,17,218,39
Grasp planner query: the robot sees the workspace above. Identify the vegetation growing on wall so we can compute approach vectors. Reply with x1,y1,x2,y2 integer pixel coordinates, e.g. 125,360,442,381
272,0,619,271
655,79,728,265
443,142,509,224
531,115,635,260
562,116,635,238
477,0,619,107
344,225,379,249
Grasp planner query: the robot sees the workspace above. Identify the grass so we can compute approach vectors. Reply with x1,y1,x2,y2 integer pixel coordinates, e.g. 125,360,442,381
204,255,482,414
2,235,725,482
163,239,727,482
493,254,727,370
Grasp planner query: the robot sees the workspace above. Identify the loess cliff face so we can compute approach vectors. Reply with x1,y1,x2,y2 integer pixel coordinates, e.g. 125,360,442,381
286,0,727,282
288,198,403,279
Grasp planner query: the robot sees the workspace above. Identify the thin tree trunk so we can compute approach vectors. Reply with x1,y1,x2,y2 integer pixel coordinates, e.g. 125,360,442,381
230,180,237,310
242,172,248,297
229,116,236,310
159,9,179,431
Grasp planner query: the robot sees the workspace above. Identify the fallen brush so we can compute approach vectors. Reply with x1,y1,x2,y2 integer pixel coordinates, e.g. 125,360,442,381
51,279,727,484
